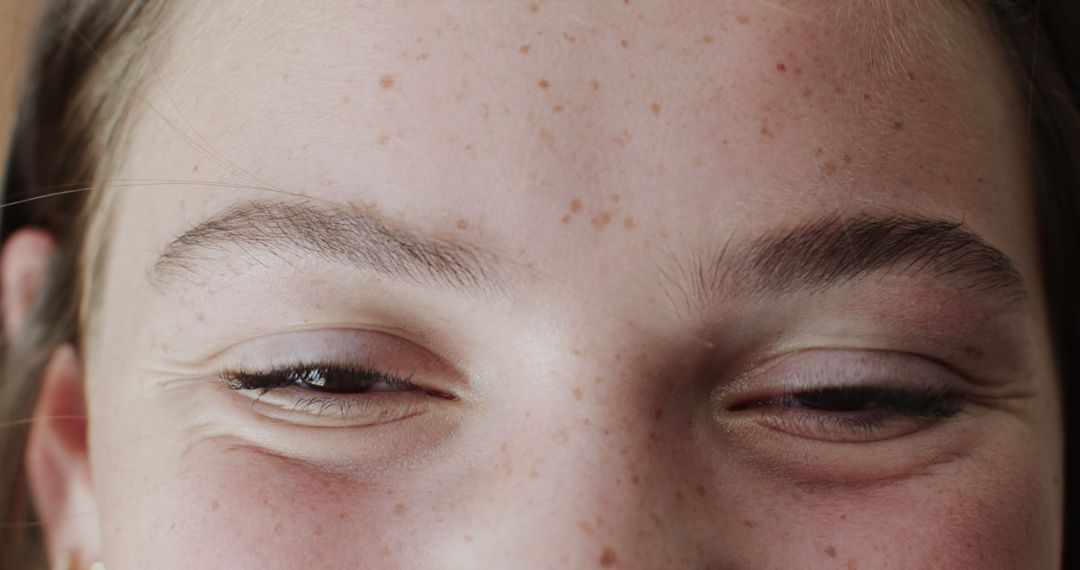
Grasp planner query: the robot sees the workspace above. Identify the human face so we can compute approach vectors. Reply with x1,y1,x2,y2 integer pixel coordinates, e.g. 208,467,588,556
81,0,1062,567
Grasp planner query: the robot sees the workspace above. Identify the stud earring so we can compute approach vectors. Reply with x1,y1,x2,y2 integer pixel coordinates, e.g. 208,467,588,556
52,554,104,570
52,553,73,570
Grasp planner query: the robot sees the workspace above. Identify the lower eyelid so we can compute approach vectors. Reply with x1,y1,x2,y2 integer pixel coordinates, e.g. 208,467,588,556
230,384,437,426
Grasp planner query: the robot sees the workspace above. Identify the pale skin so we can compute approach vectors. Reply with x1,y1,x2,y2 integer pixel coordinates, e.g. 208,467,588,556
3,0,1064,568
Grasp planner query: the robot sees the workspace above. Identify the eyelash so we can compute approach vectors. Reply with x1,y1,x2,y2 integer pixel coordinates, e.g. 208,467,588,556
732,386,965,438
221,363,418,393
218,362,455,419
220,362,963,439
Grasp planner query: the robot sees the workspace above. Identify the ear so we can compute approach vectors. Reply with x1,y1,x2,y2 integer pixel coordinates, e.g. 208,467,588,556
1,227,55,339
2,229,102,563
25,345,103,566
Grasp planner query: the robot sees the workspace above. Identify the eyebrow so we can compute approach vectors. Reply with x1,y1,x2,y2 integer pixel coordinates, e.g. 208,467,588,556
660,213,1026,315
150,199,506,296
152,203,1026,317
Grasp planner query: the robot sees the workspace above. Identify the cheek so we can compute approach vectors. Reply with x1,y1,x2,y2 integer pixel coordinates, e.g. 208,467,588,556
96,442,426,569
735,449,1055,568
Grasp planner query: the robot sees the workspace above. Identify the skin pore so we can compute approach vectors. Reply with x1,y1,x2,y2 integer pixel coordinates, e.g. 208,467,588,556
15,0,1063,568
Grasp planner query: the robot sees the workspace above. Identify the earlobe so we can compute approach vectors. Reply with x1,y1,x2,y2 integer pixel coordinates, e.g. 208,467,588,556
26,344,103,567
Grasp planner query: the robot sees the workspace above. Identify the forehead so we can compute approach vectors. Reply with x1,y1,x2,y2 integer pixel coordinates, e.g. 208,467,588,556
113,0,1031,281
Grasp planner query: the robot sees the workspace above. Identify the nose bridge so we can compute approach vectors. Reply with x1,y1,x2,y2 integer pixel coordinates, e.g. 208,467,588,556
451,342,704,569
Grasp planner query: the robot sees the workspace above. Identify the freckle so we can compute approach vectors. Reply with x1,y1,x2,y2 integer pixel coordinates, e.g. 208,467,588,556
191,163,200,172
737,15,749,24
211,500,219,511
620,38,629,48
695,485,706,497
378,74,396,89
893,121,904,130
760,124,774,138
675,490,684,502
825,546,837,558
572,387,583,400
274,522,284,533
907,71,917,81
553,103,565,113
594,375,603,385
623,216,635,230
416,52,430,61
195,312,205,322
394,503,408,516
562,31,576,43
376,134,391,145
456,218,469,230
822,161,837,175
843,154,853,164
776,62,787,72
528,2,539,13
529,468,540,478
561,214,572,224
590,79,601,90
863,93,872,101
570,198,582,212
600,546,618,567
519,44,531,54
464,534,474,542
653,408,663,420
538,78,550,90
744,520,757,528
802,88,813,98
591,212,613,230
651,102,662,114
338,512,349,520
846,558,858,570
815,147,825,157
702,34,715,43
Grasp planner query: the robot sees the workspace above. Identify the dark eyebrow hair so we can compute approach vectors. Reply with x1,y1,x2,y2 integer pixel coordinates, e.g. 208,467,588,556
661,214,1026,315
150,199,507,296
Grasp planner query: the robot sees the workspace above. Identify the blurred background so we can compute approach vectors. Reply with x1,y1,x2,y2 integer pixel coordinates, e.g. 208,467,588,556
1,0,44,190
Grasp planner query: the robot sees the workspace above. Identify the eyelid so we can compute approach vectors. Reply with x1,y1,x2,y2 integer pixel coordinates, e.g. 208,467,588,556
210,328,458,389
715,348,965,406
210,329,465,427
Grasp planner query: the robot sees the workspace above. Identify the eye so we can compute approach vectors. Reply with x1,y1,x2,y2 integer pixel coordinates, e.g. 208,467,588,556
730,386,965,443
224,364,420,394
219,362,457,426
714,349,976,444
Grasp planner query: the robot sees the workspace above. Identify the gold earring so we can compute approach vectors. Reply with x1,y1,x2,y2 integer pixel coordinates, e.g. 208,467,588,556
52,553,73,570
52,554,104,570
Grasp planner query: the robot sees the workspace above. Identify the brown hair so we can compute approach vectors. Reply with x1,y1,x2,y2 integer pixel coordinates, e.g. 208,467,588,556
1,1,1077,568
0,2,173,567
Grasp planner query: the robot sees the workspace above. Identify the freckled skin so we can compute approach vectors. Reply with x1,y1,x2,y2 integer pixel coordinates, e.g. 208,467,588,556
71,1,1062,569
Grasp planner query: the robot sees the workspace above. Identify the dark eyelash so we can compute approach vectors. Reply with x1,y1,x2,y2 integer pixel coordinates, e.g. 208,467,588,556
219,362,417,394
776,387,964,418
734,386,965,418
